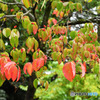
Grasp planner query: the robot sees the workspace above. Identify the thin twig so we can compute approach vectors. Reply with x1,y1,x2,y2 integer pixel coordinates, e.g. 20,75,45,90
0,1,22,5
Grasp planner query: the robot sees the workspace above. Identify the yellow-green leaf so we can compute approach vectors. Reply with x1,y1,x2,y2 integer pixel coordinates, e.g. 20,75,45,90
3,28,11,38
34,40,39,51
0,39,5,50
22,0,30,8
33,79,38,88
45,81,49,90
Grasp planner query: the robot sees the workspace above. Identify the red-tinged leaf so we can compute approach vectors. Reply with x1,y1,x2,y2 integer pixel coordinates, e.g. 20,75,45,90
48,19,52,25
83,62,86,72
71,61,76,77
6,57,11,62
17,66,21,82
0,60,20,82
0,57,11,74
1,52,9,57
16,12,23,22
44,55,47,63
9,65,18,82
32,59,37,71
52,9,59,17
33,25,38,35
4,69,11,80
60,11,64,19
0,58,4,66
3,61,16,74
37,58,44,68
4,61,16,68
63,62,76,82
23,62,33,75
32,58,44,71
52,19,57,25
80,63,86,78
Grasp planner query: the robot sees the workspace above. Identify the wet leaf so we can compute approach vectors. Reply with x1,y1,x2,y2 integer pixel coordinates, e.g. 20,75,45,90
63,61,76,82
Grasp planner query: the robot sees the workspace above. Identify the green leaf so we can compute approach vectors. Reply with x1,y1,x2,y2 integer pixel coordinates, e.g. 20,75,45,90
0,72,5,87
70,31,77,39
19,85,28,91
10,29,20,38
21,51,26,62
93,63,99,74
1,4,8,11
70,3,75,11
0,52,9,57
0,78,5,87
56,2,63,12
22,18,30,29
75,96,82,100
10,49,19,62
26,37,34,50
32,51,38,60
15,36,19,47
63,36,67,44
63,48,68,58
33,79,38,88
0,13,4,21
97,6,100,14
10,36,18,48
80,28,86,34
10,37,15,47
39,50,44,58
51,52,58,61
3,28,11,38
51,1,58,9
34,40,39,51
27,22,33,35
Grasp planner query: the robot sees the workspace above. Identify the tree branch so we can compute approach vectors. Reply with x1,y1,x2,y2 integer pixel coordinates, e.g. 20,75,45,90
21,6,35,21
66,17,100,26
31,2,38,24
0,10,32,20
0,1,22,5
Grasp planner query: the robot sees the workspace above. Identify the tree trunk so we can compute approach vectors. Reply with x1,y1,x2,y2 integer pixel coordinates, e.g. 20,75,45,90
25,72,36,100
41,0,51,27
98,24,100,42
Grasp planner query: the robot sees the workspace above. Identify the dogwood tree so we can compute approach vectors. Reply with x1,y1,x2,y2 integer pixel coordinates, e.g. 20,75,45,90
0,0,100,100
